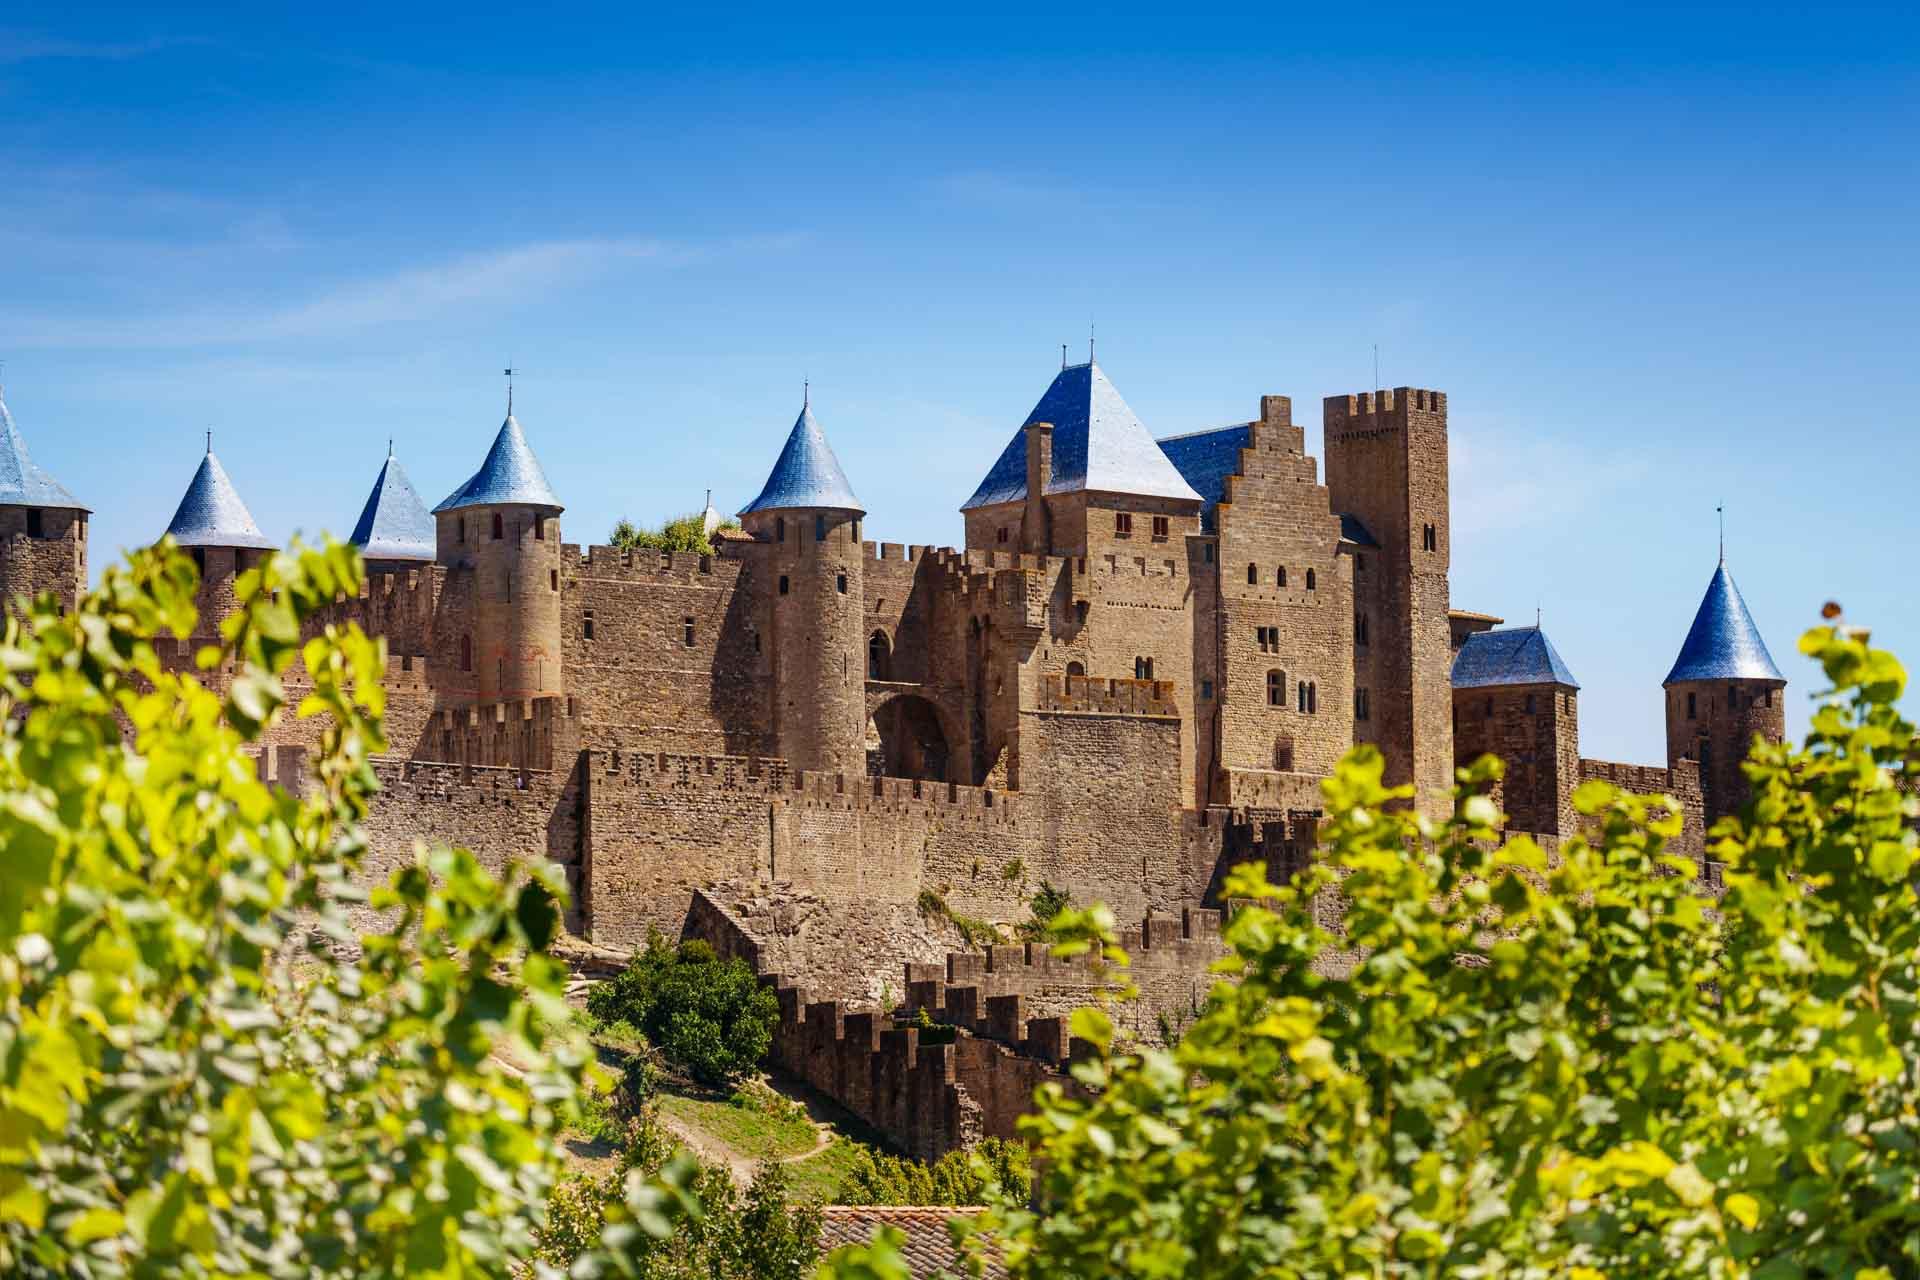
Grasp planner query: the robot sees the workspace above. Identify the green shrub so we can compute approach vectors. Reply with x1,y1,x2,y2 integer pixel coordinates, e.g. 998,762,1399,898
586,933,780,1085
609,511,740,555
1016,880,1072,941
835,1139,1030,1207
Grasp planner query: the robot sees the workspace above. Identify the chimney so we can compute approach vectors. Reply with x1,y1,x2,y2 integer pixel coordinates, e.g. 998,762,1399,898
1021,421,1053,555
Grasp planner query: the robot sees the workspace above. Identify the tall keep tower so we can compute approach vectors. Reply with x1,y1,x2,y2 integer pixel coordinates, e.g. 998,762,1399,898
1663,562,1785,825
433,400,565,703
0,385,88,613
1324,388,1454,813
739,395,865,774
162,443,274,652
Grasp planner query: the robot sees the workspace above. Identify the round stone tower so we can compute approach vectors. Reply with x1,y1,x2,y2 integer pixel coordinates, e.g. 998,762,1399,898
1663,560,1786,826
161,439,274,652
738,393,866,774
0,384,89,614
432,399,565,703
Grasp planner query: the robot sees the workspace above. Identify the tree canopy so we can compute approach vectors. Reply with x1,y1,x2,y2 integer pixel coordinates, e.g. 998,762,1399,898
0,540,696,1278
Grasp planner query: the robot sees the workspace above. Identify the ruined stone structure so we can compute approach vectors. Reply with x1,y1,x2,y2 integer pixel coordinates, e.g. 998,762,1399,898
0,366,1787,1153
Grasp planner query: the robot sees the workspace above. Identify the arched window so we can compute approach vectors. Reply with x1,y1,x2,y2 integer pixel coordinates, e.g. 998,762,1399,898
1305,568,1316,590
1247,563,1258,585
1065,660,1085,678
776,516,786,542
868,631,891,680
1298,681,1307,712
1267,669,1284,707
491,512,504,540
460,635,473,672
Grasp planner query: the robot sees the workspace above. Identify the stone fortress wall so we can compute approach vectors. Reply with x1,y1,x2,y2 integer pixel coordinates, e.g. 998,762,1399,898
0,364,1784,1158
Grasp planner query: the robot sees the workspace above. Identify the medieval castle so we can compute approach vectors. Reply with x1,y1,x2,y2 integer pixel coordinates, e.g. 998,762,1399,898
0,364,1789,1151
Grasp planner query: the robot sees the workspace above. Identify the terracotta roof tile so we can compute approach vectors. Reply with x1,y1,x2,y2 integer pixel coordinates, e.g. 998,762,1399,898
819,1206,1004,1279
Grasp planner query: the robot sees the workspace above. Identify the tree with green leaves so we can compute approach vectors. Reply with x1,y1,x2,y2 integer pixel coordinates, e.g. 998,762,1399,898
0,539,700,1278
586,935,779,1087
820,615,1920,1279
608,513,739,556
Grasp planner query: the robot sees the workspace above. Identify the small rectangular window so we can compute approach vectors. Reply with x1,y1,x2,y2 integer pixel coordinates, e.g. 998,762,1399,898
1201,679,1213,700
550,569,559,591
1203,543,1215,564
584,610,595,641
1115,512,1133,535
683,617,695,646
1151,515,1169,539
996,527,1008,543
535,517,545,541
778,575,790,596
836,573,848,594
1356,688,1370,721
26,509,43,538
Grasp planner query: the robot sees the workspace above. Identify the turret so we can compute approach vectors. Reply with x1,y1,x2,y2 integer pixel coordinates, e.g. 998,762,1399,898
162,440,273,648
1451,624,1581,836
0,384,88,613
348,445,435,574
1663,562,1785,825
432,399,564,703
738,393,865,774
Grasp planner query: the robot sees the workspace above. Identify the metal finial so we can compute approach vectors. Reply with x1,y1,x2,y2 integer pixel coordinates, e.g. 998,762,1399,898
1061,343,1068,370
504,366,515,416
705,487,712,509
1089,319,1095,365
1717,502,1724,565
388,436,394,458
205,429,212,455
803,378,809,409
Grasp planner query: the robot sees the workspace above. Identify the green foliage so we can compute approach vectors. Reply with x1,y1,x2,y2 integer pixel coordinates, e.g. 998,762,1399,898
586,934,779,1086
825,616,1920,1279
1015,880,1072,942
608,512,739,555
0,537,709,1277
537,1105,821,1279
914,888,1001,950
834,1139,1030,1208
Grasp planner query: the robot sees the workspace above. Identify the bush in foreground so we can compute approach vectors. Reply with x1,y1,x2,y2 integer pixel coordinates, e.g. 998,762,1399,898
835,1138,1029,1208
819,613,1920,1278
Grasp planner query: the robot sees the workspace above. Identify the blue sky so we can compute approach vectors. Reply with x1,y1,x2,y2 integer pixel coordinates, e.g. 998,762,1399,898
2,3,1915,764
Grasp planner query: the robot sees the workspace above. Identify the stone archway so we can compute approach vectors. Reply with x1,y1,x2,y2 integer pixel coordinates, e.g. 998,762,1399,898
866,693,952,783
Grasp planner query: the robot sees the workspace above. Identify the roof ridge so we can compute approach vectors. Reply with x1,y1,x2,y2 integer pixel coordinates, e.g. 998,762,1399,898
1154,421,1255,443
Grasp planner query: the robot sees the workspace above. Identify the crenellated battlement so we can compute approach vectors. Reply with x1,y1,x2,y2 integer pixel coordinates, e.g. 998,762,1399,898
1037,673,1179,718
566,542,743,582
593,749,792,793
861,541,959,563
1324,386,1447,428
760,974,987,1160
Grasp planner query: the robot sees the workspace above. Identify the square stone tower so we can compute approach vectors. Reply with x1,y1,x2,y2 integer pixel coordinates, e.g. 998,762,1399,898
1324,388,1455,814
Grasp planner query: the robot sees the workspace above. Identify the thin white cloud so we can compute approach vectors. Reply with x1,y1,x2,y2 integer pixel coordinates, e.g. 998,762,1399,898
0,32,206,65
1,236,731,350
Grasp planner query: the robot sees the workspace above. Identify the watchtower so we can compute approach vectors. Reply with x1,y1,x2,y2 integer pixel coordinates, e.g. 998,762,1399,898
1324,388,1454,813
161,440,274,651
1663,561,1786,825
738,395,866,774
432,402,565,703
0,384,88,614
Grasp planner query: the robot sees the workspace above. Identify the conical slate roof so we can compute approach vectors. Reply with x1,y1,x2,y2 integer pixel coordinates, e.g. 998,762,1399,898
1451,626,1581,690
434,414,563,513
348,451,435,563
1663,564,1783,685
962,361,1203,510
165,449,273,550
0,387,86,511
738,402,864,515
